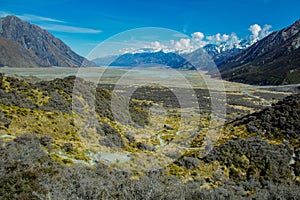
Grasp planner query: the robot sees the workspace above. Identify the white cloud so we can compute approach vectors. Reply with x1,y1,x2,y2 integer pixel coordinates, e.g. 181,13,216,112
142,41,168,52
150,41,167,49
222,34,230,41
192,32,204,41
206,33,231,45
248,24,272,44
126,31,243,54
0,10,101,34
119,40,168,54
259,24,272,39
142,38,194,53
0,11,65,23
225,33,241,49
0,11,10,18
191,32,207,49
173,33,187,38
215,33,222,42
249,24,262,38
102,23,273,55
170,38,194,52
40,24,102,34
123,23,272,54
19,14,65,23
179,38,191,48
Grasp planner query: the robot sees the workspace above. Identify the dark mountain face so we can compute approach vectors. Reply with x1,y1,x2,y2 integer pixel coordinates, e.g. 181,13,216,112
110,51,195,69
215,19,300,85
0,37,44,67
208,48,242,67
182,45,242,70
181,47,215,70
0,15,96,67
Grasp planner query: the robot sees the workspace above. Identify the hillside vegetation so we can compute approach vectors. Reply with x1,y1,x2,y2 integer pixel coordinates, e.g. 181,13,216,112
0,74,299,199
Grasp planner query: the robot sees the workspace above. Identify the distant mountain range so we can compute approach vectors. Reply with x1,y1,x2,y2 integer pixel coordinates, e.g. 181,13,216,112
1,15,299,85
0,15,96,67
94,45,243,70
109,51,195,69
93,32,254,71
94,19,300,85
214,19,300,85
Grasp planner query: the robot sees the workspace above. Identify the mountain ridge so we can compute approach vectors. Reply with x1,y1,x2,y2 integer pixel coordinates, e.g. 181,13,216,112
0,37,45,67
109,51,195,69
0,15,96,67
214,19,300,85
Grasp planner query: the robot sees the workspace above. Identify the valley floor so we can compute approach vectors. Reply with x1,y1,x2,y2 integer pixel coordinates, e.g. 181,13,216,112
0,67,299,199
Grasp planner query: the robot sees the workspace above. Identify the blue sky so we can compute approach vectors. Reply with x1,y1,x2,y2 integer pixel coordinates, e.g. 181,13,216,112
0,0,299,57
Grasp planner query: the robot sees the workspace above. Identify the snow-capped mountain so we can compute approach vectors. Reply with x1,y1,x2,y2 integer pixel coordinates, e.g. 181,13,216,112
92,29,271,70
108,51,195,69
213,19,300,85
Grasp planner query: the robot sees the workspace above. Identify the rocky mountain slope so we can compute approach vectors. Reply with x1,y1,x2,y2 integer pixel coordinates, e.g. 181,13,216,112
0,15,96,67
214,19,300,85
182,44,242,70
0,37,44,67
202,44,242,66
